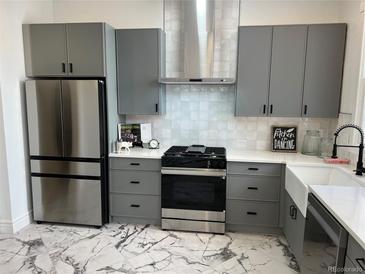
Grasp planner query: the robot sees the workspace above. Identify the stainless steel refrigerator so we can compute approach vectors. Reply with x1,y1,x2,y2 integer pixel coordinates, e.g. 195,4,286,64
25,79,108,226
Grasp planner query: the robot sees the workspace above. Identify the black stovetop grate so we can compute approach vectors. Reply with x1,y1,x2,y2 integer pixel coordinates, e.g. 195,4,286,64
164,145,226,157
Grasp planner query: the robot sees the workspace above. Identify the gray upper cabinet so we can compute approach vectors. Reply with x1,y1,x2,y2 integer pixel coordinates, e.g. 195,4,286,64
235,26,272,117
269,25,307,117
116,29,165,115
23,24,68,77
236,24,346,118
66,23,105,77
302,24,346,118
23,23,108,77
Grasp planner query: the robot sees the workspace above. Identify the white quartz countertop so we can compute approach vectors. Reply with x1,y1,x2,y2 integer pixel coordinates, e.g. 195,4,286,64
109,147,326,165
109,146,168,159
309,185,365,250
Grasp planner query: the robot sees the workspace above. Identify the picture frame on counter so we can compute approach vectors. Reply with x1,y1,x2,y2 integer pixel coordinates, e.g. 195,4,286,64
271,126,297,152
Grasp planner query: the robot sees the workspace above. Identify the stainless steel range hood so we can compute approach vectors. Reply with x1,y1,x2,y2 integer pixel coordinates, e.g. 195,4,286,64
162,0,240,84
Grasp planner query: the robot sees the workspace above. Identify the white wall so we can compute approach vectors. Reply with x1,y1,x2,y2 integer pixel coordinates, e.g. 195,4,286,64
0,0,54,233
240,0,342,25
53,0,163,28
0,89,12,233
338,1,364,116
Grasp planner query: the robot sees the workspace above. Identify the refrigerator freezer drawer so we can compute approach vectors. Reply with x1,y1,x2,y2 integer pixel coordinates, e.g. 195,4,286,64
31,160,100,177
32,176,102,226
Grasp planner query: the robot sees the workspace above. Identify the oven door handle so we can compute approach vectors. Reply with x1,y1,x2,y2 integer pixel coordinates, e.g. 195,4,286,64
161,167,226,177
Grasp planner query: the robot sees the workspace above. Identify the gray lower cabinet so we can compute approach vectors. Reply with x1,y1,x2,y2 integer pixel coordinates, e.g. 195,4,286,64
109,157,161,225
23,23,109,77
345,236,365,273
283,190,305,262
116,29,165,115
302,24,346,118
226,162,283,233
235,26,272,117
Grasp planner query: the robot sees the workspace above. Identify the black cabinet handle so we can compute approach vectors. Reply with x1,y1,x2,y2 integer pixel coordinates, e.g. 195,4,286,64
290,205,297,220
356,258,365,271
262,105,266,114
130,181,140,184
246,212,257,215
69,63,73,73
62,63,66,73
130,163,140,166
130,204,140,208
270,104,273,114
304,105,308,115
155,103,158,113
289,205,294,216
248,167,259,171
247,187,258,190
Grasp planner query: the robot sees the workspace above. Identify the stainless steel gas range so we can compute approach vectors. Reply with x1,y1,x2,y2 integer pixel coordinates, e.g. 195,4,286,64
161,145,227,234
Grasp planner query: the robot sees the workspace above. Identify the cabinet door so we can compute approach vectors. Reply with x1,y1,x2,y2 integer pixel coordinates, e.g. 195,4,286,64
269,26,307,117
235,26,272,117
116,29,162,115
283,191,305,262
23,24,67,76
302,24,346,118
66,23,105,77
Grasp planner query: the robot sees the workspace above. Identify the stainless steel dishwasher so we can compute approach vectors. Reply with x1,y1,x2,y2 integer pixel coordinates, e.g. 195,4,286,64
300,193,348,274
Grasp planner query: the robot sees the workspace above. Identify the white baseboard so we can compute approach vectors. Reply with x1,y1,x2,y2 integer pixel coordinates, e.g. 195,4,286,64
0,220,13,234
0,210,33,234
13,210,33,233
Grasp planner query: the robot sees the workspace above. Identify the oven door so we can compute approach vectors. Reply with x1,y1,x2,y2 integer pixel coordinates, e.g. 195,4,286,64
301,194,348,274
161,168,226,213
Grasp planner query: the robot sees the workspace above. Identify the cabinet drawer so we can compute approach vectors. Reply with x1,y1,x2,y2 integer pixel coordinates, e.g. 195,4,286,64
110,170,160,195
110,158,161,171
227,175,280,201
227,162,282,176
110,193,160,219
226,200,279,227
347,236,365,272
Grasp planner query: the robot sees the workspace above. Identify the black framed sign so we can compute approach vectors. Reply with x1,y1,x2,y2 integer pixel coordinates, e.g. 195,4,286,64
272,126,297,152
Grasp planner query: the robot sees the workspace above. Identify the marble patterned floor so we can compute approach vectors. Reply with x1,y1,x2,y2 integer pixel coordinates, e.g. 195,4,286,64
0,223,299,274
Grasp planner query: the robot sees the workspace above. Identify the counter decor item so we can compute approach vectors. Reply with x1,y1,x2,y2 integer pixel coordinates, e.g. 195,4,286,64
271,126,297,152
148,139,160,149
323,157,350,164
302,129,321,156
117,141,133,152
117,123,152,147
320,137,333,157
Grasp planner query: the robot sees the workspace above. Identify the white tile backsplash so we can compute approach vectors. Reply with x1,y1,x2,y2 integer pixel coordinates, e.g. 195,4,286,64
126,85,338,151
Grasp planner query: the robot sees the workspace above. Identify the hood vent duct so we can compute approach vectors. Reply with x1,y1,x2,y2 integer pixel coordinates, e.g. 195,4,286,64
161,0,240,85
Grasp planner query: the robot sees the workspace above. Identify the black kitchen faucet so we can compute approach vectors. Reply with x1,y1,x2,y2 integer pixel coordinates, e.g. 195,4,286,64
331,124,365,176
